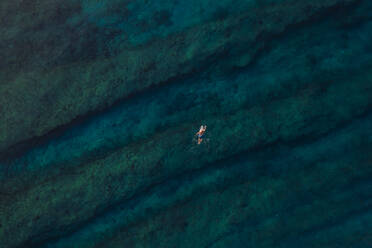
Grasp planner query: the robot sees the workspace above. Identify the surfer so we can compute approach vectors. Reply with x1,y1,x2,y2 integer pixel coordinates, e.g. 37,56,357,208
195,125,207,145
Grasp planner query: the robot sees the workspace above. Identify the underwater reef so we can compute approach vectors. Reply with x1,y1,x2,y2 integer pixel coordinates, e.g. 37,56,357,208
0,0,372,247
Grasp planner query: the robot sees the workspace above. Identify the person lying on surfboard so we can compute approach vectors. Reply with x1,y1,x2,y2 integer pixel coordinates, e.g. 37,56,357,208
195,125,207,145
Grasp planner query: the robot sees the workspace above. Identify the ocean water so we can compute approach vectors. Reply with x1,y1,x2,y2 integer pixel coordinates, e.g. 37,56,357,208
1,1,372,248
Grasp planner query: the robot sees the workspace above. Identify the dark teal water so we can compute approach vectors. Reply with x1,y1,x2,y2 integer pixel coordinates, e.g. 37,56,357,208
1,1,372,248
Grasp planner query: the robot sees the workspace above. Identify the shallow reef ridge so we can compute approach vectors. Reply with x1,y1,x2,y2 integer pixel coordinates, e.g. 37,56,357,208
1,0,372,247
